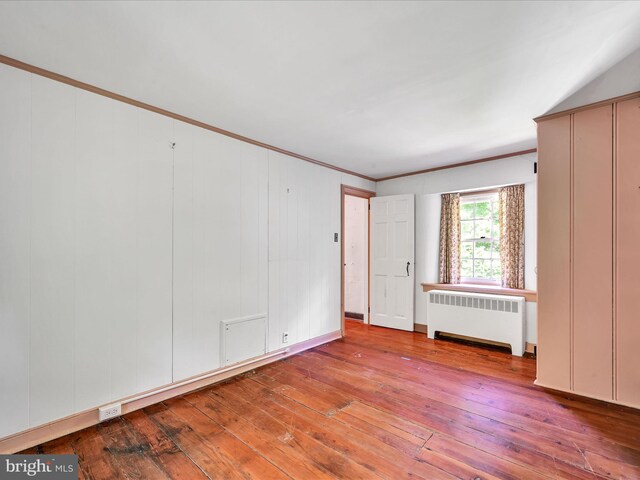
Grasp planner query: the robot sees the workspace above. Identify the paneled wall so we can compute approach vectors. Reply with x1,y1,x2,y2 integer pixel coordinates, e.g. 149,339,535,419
0,64,31,439
0,67,175,436
0,62,371,439
172,121,269,381
536,97,640,408
268,151,342,351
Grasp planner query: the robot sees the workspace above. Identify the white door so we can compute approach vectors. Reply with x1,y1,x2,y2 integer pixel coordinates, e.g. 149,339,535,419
370,195,415,331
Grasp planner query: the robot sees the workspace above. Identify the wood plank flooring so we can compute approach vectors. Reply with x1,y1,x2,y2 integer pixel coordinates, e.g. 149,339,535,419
23,320,640,479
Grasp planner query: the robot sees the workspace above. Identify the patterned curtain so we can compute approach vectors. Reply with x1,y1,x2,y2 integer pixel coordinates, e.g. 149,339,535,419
439,193,461,284
499,184,525,289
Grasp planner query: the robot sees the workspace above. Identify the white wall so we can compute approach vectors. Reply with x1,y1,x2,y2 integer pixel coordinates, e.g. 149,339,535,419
171,121,269,381
0,62,374,439
376,154,538,343
0,69,176,436
268,152,348,351
344,195,368,318
0,64,31,438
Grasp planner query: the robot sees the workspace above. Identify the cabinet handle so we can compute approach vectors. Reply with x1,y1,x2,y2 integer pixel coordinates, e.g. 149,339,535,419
406,261,410,276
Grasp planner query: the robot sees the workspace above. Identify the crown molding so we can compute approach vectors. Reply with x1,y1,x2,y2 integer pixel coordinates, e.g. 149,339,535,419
1,54,542,184
375,148,537,182
0,54,376,182
534,91,640,123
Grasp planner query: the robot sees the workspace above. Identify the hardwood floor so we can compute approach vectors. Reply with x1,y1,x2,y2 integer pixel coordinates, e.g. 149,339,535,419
23,320,640,479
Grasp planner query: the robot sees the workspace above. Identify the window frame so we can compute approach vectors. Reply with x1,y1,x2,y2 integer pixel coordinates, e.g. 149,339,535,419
459,190,501,286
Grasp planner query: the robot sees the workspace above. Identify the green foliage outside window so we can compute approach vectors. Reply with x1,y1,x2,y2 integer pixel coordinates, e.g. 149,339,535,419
460,196,500,282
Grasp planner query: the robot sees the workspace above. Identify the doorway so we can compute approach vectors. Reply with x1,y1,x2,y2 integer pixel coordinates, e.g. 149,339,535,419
341,185,375,335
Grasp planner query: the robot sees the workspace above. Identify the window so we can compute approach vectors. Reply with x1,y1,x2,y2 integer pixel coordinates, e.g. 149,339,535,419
460,192,500,284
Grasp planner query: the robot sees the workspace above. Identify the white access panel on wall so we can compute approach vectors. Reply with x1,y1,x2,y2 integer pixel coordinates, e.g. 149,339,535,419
370,194,415,331
220,315,267,366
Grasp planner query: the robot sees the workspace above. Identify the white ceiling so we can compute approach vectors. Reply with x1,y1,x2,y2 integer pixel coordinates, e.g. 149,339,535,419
1,1,640,179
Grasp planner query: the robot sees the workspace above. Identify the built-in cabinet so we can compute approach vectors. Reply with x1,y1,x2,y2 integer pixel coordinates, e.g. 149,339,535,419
537,96,640,408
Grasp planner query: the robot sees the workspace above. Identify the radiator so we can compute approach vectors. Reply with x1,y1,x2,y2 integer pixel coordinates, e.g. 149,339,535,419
426,290,525,356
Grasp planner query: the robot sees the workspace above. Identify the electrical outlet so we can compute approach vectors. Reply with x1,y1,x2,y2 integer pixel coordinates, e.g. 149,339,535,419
282,332,289,343
99,403,121,422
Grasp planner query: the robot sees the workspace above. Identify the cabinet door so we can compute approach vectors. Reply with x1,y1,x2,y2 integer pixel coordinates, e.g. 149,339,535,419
616,97,640,408
573,106,613,399
537,116,572,391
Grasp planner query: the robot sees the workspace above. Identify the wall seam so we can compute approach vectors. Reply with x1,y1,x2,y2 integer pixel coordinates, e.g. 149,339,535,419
569,113,575,392
72,85,78,415
171,121,176,383
612,103,617,401
27,72,33,429
266,152,270,353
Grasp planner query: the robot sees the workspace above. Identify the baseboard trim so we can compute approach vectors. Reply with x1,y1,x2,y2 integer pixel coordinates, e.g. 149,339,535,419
0,330,342,454
533,379,640,411
525,342,536,355
413,323,428,334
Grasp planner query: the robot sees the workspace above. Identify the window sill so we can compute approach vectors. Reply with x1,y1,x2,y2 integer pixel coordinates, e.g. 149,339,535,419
421,283,537,302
